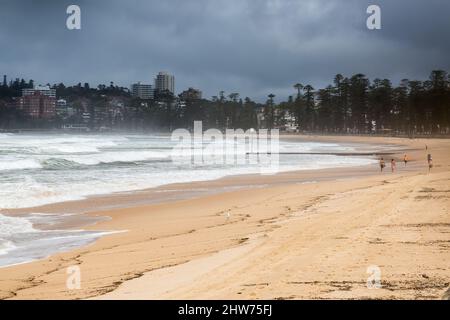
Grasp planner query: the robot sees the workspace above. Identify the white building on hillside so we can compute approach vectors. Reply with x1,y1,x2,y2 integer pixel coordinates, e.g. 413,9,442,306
154,71,175,94
131,82,154,100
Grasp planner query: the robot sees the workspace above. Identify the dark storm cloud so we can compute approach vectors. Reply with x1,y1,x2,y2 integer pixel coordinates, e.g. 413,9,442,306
0,0,449,101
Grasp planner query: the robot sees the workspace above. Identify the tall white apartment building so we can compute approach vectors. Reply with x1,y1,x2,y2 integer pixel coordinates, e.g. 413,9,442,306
154,72,175,94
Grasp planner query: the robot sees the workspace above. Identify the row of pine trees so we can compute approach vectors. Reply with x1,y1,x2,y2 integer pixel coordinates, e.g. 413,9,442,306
275,70,450,135
1,70,450,135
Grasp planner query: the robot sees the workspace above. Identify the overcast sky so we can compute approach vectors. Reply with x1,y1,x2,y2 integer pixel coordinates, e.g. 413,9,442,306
1,0,449,101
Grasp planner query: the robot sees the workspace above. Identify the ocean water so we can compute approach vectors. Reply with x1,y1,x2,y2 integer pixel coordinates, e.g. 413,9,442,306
0,132,377,267
0,132,377,209
0,213,112,267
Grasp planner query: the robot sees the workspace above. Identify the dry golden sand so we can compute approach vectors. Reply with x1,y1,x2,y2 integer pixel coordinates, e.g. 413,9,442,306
0,136,449,300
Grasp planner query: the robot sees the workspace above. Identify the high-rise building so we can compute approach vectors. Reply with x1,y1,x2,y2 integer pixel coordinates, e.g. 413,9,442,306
22,85,56,98
40,95,56,119
154,72,175,94
17,85,56,119
131,82,154,100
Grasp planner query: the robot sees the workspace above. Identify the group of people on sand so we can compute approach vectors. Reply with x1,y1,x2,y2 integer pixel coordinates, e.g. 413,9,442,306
379,149,433,173
379,157,401,173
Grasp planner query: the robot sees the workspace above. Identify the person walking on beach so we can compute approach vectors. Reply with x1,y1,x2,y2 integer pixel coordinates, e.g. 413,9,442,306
380,158,386,172
427,154,433,172
391,159,396,173
403,154,409,166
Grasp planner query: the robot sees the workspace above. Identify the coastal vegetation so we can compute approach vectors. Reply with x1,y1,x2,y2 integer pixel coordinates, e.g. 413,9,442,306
0,70,449,135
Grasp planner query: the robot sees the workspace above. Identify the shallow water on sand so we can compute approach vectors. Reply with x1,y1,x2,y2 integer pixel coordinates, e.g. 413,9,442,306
0,212,112,267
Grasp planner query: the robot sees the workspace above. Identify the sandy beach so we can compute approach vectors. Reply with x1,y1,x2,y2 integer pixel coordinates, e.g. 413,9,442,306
0,135,449,300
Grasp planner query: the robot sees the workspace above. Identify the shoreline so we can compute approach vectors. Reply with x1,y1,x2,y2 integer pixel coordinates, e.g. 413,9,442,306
2,135,404,216
3,161,381,216
0,135,448,299
2,128,450,139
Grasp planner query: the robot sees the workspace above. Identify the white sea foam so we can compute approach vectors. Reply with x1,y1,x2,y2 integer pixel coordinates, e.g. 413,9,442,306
0,213,113,267
0,133,12,139
57,150,168,165
0,133,377,209
42,145,101,154
0,214,36,235
0,240,15,255
0,158,42,171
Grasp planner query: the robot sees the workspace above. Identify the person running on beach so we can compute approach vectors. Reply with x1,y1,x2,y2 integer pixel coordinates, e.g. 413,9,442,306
403,154,408,166
391,159,396,173
427,154,433,172
380,158,386,172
